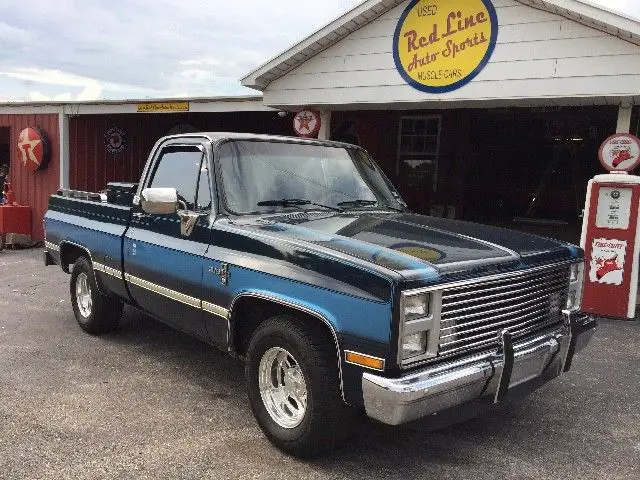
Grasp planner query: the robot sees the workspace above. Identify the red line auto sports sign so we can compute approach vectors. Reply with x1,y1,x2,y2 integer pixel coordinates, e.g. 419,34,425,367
393,0,499,93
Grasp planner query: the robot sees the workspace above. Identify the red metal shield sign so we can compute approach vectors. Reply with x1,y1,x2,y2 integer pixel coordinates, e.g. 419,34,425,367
17,127,50,172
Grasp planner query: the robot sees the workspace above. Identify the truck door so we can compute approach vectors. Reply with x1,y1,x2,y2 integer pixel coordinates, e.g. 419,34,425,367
123,143,213,340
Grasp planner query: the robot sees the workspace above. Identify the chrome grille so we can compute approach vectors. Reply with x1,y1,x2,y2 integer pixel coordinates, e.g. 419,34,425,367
438,266,569,357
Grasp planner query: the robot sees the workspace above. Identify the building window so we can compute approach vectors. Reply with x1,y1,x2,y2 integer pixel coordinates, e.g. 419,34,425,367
397,115,441,190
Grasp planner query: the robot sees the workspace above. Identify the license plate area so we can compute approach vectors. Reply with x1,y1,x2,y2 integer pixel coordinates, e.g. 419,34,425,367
509,350,551,387
494,331,561,403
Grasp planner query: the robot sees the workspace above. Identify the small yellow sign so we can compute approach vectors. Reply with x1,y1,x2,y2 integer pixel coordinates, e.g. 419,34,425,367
393,0,498,93
137,101,190,113
395,246,443,262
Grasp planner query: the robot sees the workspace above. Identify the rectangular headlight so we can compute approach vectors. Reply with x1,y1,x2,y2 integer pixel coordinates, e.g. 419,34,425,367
566,262,584,311
402,332,428,358
569,263,579,282
399,291,440,364
404,293,429,320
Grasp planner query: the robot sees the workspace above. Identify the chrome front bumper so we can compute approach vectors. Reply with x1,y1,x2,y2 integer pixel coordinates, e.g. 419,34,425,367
362,313,596,426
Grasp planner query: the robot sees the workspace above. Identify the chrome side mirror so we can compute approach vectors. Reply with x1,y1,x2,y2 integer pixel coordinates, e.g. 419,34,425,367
140,187,178,215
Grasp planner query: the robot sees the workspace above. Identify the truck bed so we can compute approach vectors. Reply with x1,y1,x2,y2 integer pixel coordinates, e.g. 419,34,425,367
44,192,132,301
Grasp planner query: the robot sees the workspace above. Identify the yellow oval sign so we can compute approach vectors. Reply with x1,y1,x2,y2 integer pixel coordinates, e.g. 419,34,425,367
393,0,498,93
395,246,443,262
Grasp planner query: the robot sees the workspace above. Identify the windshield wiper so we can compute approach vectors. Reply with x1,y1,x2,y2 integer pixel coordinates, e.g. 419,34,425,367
257,198,343,213
338,199,405,212
337,199,377,208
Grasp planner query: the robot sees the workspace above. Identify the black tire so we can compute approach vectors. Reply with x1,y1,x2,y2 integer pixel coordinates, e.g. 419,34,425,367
246,315,354,457
70,256,123,335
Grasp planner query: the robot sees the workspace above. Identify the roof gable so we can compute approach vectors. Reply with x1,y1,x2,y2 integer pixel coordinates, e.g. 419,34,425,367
241,0,640,91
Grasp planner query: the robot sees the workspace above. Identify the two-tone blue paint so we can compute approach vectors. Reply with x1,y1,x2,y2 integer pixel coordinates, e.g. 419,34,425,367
44,132,586,409
44,201,130,299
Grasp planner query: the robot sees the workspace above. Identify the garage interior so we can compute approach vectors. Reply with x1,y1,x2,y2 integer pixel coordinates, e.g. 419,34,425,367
331,105,640,243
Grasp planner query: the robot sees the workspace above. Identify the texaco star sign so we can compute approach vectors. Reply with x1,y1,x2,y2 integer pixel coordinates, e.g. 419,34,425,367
293,109,321,138
18,127,50,171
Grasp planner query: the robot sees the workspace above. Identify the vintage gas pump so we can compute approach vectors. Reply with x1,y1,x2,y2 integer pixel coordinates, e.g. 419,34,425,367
580,133,640,320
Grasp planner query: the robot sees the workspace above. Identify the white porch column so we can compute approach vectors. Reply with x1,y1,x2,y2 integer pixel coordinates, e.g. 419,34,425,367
616,103,633,133
318,110,332,140
58,108,70,189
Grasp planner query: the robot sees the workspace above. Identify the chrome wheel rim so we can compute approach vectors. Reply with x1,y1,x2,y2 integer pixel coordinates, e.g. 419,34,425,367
75,272,92,318
258,347,308,429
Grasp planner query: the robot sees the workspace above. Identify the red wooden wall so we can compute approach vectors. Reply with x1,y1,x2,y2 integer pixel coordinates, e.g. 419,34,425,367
69,112,291,192
0,114,59,241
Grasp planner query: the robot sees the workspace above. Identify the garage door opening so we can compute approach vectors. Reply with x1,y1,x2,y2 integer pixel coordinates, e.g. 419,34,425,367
463,107,618,242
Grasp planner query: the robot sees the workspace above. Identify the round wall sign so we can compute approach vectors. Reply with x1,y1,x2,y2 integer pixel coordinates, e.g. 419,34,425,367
105,127,127,155
598,133,640,172
393,0,498,93
17,127,51,171
166,123,199,136
293,109,321,138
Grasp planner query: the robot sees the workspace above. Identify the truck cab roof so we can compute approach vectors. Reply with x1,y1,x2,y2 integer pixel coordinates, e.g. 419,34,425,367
162,132,358,150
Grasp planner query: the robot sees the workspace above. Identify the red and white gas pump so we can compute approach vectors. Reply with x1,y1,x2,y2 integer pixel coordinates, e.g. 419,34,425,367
580,133,640,320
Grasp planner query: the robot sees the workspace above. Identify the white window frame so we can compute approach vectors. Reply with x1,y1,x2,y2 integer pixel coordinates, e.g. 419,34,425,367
396,115,442,191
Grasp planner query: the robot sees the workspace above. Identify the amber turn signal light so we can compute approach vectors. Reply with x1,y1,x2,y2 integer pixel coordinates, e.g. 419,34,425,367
345,351,385,371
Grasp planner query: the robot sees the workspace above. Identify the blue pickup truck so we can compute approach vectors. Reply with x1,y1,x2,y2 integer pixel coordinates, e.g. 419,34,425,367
44,133,596,456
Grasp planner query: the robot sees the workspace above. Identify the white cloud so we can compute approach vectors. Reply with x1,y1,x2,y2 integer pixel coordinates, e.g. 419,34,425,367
77,85,102,101
0,21,31,44
1,68,102,88
0,0,363,100
28,91,50,102
179,57,221,68
0,67,160,101
0,0,637,101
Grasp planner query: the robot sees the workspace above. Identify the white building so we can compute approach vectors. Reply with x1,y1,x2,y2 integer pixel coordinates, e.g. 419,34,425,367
2,0,639,243
242,0,640,239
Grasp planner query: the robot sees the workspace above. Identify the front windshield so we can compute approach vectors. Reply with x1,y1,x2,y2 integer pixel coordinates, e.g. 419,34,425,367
217,140,405,214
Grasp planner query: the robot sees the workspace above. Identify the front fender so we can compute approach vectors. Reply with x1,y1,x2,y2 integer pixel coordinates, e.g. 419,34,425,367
228,286,394,407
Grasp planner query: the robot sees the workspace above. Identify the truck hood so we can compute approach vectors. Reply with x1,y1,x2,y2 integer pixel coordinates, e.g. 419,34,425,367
229,211,579,280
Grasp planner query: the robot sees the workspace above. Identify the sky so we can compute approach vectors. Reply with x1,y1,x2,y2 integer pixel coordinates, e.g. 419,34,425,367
0,0,638,102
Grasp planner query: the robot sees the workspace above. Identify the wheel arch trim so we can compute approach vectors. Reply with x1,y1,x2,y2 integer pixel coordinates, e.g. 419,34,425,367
59,240,94,271
58,240,105,295
229,292,346,402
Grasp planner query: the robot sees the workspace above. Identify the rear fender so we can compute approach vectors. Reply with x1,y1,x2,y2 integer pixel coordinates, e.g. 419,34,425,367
58,241,106,295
